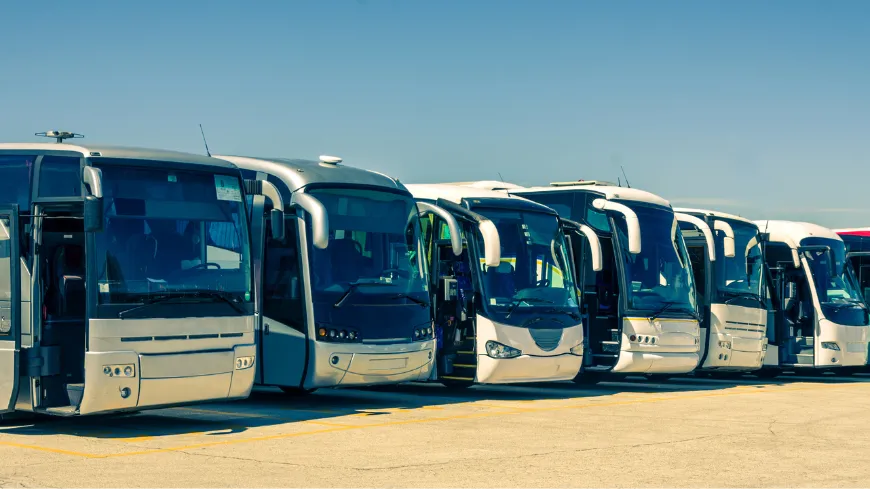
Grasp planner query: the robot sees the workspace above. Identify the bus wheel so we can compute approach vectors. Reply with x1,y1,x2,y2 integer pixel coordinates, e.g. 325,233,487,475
280,387,317,396
755,368,781,379
572,372,602,385
440,378,474,390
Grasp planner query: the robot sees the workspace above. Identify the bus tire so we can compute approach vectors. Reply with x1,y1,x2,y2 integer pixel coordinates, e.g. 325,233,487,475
755,368,781,379
280,386,316,396
572,372,602,385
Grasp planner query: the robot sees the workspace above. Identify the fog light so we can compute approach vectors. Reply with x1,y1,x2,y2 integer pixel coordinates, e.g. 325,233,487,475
331,355,339,365
120,387,131,399
103,366,112,375
570,343,584,356
822,342,840,351
234,356,254,370
629,335,637,342
124,366,134,376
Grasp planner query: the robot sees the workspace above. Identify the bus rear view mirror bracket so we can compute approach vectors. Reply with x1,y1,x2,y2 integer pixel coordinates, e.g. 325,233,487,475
713,220,736,258
562,218,603,272
82,166,104,233
416,201,463,256
675,213,715,261
592,198,640,254
290,192,329,249
245,179,286,242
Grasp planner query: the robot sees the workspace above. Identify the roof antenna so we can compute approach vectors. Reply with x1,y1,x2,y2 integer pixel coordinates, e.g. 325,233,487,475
618,177,622,187
497,172,505,183
199,124,212,157
620,166,631,188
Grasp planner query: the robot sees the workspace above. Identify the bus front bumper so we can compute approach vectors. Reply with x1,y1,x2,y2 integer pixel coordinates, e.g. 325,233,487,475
309,340,435,388
476,353,583,384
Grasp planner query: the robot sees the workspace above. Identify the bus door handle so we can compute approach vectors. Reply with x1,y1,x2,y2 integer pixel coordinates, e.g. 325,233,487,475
264,323,270,335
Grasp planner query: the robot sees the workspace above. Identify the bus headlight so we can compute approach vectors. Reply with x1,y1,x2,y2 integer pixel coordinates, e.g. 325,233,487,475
570,341,584,356
822,342,840,351
316,325,361,342
718,341,732,349
485,340,521,359
103,364,136,378
413,326,433,341
235,356,255,370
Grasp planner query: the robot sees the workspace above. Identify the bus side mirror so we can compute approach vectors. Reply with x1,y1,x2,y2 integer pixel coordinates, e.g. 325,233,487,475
83,195,104,233
270,209,285,241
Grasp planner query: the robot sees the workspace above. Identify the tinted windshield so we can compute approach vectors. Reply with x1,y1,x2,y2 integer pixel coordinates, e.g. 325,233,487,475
801,237,868,326
715,220,764,300
472,207,580,327
306,188,428,306
613,202,696,315
93,162,252,315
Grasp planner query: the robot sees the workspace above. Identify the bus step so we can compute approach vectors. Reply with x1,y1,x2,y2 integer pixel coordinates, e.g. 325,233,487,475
44,406,78,416
451,364,476,369
457,350,475,355
66,383,84,407
441,375,474,381
795,353,814,365
592,353,618,359
600,340,620,353
609,329,620,341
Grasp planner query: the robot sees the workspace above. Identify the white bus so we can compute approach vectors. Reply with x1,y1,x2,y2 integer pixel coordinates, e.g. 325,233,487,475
213,155,451,393
0,131,278,417
756,220,869,376
498,181,701,383
675,208,767,376
406,183,588,387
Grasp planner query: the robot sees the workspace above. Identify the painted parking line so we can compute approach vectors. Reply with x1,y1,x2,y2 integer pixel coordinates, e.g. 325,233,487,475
3,378,866,460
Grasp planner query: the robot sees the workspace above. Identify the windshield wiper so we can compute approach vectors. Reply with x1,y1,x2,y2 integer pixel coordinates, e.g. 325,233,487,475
722,291,766,308
648,301,697,321
333,281,393,308
118,290,245,319
389,293,429,308
504,297,554,319
541,308,582,321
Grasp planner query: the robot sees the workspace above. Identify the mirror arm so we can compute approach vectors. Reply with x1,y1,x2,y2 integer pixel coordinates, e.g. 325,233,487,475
713,220,736,258
592,198,641,254
675,213,716,261
417,201,463,256
562,218,603,272
82,166,103,198
290,192,329,249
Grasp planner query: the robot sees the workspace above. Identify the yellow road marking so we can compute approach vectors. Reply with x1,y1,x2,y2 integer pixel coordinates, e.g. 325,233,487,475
3,380,867,459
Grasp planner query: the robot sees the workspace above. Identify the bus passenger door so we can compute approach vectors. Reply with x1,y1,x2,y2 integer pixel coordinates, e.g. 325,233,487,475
0,207,21,412
260,216,307,387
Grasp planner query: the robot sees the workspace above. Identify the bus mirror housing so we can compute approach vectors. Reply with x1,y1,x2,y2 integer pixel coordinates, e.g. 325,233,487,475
291,192,329,250
713,220,736,258
416,201,463,256
592,198,641,254
83,195,103,233
82,167,104,233
675,213,715,261
478,219,501,267
270,209,285,242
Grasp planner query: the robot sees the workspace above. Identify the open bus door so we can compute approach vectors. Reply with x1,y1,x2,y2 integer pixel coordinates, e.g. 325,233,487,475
0,206,21,412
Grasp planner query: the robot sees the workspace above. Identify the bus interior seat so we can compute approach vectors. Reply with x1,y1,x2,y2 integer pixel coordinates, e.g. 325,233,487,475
485,262,515,299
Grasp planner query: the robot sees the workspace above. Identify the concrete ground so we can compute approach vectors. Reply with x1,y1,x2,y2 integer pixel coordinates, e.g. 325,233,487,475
2,372,870,487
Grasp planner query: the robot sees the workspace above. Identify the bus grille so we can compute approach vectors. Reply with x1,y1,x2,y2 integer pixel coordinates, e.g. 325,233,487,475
529,328,563,351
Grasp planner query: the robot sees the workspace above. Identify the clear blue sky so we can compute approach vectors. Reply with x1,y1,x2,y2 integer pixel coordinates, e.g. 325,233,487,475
2,0,869,227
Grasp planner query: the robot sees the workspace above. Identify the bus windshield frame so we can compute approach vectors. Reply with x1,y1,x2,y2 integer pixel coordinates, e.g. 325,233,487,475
90,159,254,319
302,186,430,340
800,236,869,326
611,201,698,318
713,219,765,305
468,205,581,328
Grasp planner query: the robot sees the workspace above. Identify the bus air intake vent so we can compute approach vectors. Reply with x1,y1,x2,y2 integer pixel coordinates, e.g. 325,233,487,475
529,328,563,351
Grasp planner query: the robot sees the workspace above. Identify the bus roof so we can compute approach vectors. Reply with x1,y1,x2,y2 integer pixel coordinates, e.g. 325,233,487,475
407,183,557,214
673,207,756,226
753,220,843,249
213,155,407,194
834,227,870,237
0,142,238,169
459,180,672,208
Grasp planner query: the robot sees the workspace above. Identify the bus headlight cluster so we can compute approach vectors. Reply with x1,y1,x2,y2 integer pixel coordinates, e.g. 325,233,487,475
485,340,521,359
317,326,361,342
235,356,254,370
103,364,136,378
570,341,584,356
718,341,732,349
822,342,841,351
629,335,656,344
413,326,433,341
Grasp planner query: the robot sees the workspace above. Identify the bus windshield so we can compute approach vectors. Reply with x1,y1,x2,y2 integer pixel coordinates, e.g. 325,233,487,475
613,202,697,316
306,188,429,308
715,220,764,302
800,238,868,326
93,162,252,314
472,207,580,327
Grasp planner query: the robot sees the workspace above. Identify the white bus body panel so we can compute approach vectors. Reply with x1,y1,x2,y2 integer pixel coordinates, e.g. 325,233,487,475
306,339,435,388
473,315,584,384
612,317,700,374
816,318,868,367
701,303,766,371
79,316,255,415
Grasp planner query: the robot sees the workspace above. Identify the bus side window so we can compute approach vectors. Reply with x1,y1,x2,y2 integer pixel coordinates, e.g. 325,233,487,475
38,156,81,198
262,216,305,332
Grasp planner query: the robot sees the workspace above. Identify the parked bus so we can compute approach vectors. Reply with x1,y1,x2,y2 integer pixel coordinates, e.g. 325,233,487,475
674,208,767,376
487,180,701,383
835,228,870,305
0,131,278,417
213,155,451,393
405,183,591,387
757,220,869,376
